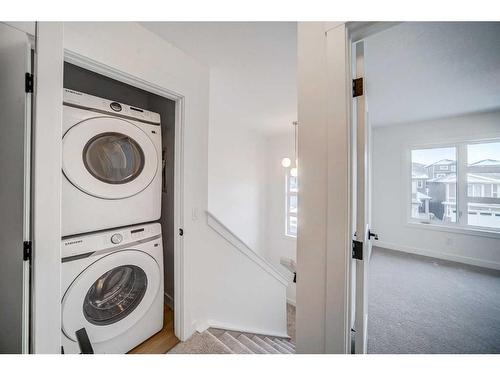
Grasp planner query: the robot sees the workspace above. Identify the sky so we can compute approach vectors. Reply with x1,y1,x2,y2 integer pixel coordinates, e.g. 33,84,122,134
412,147,455,166
412,142,500,166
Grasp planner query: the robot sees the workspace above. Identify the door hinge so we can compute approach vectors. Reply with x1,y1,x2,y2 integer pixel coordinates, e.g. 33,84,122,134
352,77,363,97
179,228,184,236
352,240,363,260
23,241,32,261
25,73,34,93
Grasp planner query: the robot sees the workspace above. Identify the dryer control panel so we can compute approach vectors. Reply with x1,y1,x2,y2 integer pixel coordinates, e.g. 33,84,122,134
61,222,162,259
63,88,161,125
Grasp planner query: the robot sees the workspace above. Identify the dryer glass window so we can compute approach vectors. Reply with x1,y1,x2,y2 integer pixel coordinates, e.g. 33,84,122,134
83,132,145,184
83,265,147,326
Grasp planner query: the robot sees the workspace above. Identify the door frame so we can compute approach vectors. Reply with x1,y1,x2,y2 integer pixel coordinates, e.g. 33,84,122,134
323,21,398,353
63,50,186,341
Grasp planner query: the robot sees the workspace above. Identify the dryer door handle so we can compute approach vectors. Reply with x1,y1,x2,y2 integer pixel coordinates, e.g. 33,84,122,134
75,328,94,354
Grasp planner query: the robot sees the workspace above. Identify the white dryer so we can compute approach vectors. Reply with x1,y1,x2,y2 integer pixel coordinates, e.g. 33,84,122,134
61,223,164,354
62,89,162,236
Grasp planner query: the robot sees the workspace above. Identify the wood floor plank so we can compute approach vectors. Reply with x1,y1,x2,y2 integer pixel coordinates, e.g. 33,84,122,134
128,305,179,354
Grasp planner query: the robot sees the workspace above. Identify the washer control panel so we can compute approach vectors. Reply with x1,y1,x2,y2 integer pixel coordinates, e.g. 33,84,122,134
61,223,161,259
110,233,123,244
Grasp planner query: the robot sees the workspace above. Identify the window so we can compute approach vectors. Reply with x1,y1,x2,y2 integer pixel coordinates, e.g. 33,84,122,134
466,141,500,229
417,180,424,189
411,147,457,223
286,173,298,237
410,140,500,231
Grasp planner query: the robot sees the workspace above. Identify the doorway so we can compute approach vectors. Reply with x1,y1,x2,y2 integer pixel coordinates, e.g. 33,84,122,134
62,56,185,352
351,22,500,354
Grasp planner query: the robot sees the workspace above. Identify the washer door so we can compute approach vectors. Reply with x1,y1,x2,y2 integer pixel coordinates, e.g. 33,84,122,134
62,250,161,344
63,116,158,199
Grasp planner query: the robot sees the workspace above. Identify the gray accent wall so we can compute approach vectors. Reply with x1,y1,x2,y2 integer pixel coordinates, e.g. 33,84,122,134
63,62,176,307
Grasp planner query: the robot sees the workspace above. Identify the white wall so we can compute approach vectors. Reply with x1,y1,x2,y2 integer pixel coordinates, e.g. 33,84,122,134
208,87,268,252
372,110,500,270
265,132,297,303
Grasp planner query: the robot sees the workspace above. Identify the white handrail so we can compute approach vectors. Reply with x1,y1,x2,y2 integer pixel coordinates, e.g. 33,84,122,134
206,211,289,286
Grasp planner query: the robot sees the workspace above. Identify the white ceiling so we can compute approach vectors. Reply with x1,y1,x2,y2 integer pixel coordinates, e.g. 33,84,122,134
366,22,500,127
140,22,297,135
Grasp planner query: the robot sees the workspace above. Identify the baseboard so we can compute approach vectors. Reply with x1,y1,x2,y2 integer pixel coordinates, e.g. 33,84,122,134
286,298,296,307
164,292,174,309
194,319,210,334
375,241,500,271
206,320,290,339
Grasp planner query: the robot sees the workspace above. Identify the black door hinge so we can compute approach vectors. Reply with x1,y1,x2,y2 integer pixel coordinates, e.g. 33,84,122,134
25,73,34,93
353,77,363,97
352,240,363,260
23,241,32,261
179,228,184,236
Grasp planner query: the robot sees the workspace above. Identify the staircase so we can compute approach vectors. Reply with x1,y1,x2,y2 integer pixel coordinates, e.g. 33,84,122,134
168,328,295,354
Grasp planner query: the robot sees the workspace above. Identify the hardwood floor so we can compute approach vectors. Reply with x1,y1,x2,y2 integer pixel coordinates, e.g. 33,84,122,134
128,304,179,354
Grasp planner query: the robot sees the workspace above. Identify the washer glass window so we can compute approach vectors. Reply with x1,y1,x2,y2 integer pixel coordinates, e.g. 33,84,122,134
83,132,145,184
83,265,147,326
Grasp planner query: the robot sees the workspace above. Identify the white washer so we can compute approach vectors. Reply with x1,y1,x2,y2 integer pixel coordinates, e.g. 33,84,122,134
62,88,162,236
61,223,164,354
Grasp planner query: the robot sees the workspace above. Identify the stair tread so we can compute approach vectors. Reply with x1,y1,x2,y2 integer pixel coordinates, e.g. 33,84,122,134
251,336,281,354
219,332,253,354
274,338,295,351
236,334,269,354
263,337,292,354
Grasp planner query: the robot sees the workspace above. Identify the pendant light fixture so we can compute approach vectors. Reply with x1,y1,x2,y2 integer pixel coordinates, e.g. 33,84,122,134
281,121,298,176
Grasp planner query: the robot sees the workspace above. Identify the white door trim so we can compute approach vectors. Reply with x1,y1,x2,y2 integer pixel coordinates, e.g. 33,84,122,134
32,22,64,353
320,21,397,354
63,49,187,341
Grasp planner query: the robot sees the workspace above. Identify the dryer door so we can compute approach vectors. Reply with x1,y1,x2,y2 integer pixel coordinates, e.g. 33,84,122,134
62,116,158,199
61,250,161,344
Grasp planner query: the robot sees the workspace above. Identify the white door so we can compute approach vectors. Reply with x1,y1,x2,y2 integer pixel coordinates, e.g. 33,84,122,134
62,116,158,199
353,40,375,354
0,22,31,353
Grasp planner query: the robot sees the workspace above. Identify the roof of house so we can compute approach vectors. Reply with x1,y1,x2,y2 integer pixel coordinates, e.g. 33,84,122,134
425,159,455,168
469,159,500,167
412,172,429,179
429,173,500,184
412,191,432,204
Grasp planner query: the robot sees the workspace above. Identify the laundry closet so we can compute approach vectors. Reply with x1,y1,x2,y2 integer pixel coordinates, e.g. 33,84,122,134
61,63,176,353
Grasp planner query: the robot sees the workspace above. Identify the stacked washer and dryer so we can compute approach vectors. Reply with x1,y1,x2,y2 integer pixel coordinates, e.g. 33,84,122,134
61,89,164,354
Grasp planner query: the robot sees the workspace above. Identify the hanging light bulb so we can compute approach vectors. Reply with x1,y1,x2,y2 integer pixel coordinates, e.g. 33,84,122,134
281,157,292,168
290,167,298,177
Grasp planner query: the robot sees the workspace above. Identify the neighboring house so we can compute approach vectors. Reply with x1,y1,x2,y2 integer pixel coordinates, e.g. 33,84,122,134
411,163,431,218
411,162,428,193
413,159,500,225
425,158,456,179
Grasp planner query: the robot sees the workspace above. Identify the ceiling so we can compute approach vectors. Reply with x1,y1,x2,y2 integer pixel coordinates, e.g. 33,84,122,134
365,22,500,127
140,22,297,135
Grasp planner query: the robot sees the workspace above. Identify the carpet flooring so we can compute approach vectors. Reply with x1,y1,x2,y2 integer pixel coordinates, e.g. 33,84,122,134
368,247,500,354
168,304,296,354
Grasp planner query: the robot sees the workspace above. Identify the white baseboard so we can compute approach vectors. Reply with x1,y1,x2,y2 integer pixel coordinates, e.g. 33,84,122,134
205,320,289,339
286,297,296,307
375,241,500,271
194,320,210,334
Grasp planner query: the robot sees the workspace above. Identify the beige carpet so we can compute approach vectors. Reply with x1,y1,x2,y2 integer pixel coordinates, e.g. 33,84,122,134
167,331,232,354
168,303,296,354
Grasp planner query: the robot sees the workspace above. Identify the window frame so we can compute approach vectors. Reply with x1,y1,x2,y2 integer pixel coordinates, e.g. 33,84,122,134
285,172,298,238
406,138,500,238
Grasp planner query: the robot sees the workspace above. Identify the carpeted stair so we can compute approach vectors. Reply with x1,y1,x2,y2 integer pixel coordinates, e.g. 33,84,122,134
168,328,295,354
